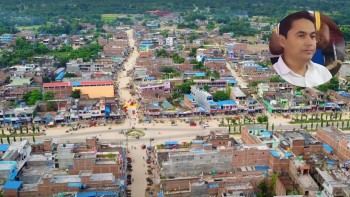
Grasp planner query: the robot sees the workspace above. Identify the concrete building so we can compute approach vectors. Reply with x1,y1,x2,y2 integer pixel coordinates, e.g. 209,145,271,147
66,58,115,73
190,86,216,113
241,125,279,148
72,80,114,99
288,158,319,196
231,144,270,168
165,37,174,46
313,167,349,197
162,148,233,177
316,127,350,161
193,79,227,88
0,140,32,181
0,34,13,43
43,82,72,99
2,105,36,124
230,87,247,104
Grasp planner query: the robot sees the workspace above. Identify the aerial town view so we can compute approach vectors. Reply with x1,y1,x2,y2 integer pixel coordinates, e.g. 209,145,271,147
0,1,350,197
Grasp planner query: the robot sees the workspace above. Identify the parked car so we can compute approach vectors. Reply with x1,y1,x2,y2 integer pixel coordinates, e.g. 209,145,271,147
202,124,209,128
190,122,197,126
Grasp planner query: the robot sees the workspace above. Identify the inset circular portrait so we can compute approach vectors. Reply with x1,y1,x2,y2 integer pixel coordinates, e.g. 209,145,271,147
269,11,345,87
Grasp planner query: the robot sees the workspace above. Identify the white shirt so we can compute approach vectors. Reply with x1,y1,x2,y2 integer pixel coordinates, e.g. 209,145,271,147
273,56,332,87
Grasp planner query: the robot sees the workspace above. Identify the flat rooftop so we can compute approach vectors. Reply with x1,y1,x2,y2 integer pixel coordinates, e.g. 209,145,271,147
90,173,114,182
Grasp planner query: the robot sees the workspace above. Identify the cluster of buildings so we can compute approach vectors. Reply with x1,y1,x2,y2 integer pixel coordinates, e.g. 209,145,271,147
0,137,128,197
154,126,350,197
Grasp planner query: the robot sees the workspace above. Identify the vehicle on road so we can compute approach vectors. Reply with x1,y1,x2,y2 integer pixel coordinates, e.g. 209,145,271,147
202,124,209,128
190,122,197,126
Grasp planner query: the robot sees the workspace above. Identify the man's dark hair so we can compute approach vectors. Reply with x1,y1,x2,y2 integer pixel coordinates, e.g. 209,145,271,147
279,11,315,38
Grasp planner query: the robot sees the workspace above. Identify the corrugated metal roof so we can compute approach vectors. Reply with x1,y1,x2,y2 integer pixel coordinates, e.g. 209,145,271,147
80,80,114,86
2,181,22,190
43,82,71,87
0,144,10,152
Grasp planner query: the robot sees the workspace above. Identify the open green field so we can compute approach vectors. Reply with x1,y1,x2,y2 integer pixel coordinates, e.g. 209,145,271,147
17,25,42,30
101,14,119,22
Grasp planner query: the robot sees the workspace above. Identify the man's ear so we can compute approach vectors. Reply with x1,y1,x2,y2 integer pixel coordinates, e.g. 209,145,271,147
278,35,286,48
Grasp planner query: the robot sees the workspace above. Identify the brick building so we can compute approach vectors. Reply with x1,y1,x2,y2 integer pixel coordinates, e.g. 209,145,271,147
43,82,72,99
316,127,350,161
231,144,270,168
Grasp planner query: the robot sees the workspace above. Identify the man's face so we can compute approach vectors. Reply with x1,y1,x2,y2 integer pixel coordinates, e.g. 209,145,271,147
280,18,317,62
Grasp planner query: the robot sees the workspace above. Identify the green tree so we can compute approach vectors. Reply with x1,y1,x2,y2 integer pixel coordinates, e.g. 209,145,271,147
172,53,185,64
71,90,81,98
0,138,3,144
7,136,10,144
177,81,194,94
22,90,43,105
203,85,210,92
43,92,55,101
32,135,36,143
47,101,58,111
13,136,16,142
213,91,229,101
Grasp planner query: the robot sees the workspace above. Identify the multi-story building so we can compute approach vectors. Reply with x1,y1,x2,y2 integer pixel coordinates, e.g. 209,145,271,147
0,34,13,44
72,80,114,99
43,82,72,100
317,127,350,161
190,86,216,113
2,106,36,124
162,148,233,177
288,158,319,196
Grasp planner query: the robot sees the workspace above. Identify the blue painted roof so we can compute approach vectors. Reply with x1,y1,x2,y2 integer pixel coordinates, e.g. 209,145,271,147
227,80,238,84
158,191,164,197
144,76,155,80
208,100,217,106
72,81,81,86
164,141,179,145
9,169,19,180
185,94,194,99
0,144,10,152
55,71,65,81
284,152,294,158
67,182,82,188
216,100,237,106
326,160,338,165
323,144,333,153
162,101,173,109
248,99,255,103
152,102,159,107
3,181,22,190
184,72,206,77
255,165,270,171
203,143,212,147
105,106,111,116
270,150,280,157
190,149,206,153
206,58,226,61
262,131,271,137
338,91,349,98
192,140,205,144
243,65,261,69
209,183,219,188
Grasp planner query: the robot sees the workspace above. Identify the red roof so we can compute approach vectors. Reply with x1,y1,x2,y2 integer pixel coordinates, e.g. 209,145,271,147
43,82,71,88
80,80,113,86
